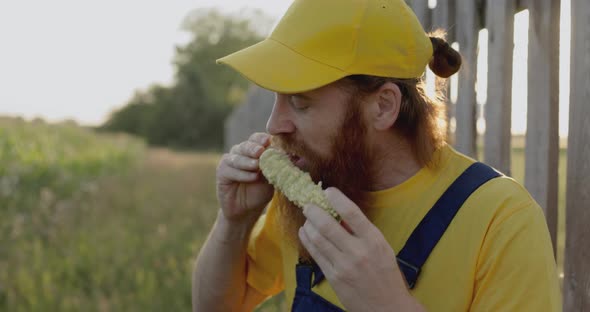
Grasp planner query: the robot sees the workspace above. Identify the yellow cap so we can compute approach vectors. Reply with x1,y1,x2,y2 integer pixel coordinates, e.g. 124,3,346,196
217,0,433,94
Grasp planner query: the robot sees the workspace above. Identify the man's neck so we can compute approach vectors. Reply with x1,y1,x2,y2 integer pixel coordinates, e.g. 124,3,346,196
369,137,423,191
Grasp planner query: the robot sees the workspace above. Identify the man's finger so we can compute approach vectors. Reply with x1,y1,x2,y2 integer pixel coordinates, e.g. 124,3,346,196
230,141,264,159
302,220,343,259
217,163,259,183
324,187,372,236
303,204,351,249
249,132,271,147
299,226,334,275
226,154,259,171
241,141,266,158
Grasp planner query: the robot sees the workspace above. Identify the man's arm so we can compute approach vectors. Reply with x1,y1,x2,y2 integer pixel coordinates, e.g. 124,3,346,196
193,133,274,312
192,212,267,312
470,201,561,311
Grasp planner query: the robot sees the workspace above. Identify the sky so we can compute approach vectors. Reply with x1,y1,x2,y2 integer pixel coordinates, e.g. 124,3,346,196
0,0,571,136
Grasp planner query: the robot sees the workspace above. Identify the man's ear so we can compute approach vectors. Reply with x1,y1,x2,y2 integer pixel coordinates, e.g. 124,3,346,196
366,82,402,131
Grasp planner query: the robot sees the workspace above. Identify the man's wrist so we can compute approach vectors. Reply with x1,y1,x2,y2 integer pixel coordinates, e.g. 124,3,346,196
213,210,258,245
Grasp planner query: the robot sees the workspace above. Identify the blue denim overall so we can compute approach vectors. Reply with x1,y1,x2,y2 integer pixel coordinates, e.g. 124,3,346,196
291,162,501,311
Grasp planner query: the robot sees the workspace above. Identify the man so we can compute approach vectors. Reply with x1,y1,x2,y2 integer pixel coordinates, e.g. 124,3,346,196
192,0,561,311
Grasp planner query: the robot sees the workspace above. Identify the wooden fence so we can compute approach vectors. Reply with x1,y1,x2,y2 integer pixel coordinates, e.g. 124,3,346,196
407,0,589,310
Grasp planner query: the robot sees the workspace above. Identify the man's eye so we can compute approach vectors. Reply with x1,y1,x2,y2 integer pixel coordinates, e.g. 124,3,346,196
289,96,309,111
294,103,309,111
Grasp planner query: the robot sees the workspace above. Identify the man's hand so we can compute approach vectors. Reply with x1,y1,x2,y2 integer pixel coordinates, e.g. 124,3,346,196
216,133,274,224
194,133,273,312
298,187,426,312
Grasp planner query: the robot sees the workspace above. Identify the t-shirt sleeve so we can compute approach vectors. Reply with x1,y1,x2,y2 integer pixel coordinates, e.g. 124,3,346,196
246,196,285,297
471,201,562,311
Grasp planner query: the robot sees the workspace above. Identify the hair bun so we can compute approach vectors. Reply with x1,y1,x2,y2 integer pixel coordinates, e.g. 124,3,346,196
428,37,462,78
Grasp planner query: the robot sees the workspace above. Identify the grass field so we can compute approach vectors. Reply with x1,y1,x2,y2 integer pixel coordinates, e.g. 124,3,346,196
0,118,566,311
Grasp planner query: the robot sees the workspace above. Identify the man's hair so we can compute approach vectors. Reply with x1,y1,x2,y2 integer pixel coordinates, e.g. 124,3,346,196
341,32,459,168
342,75,448,168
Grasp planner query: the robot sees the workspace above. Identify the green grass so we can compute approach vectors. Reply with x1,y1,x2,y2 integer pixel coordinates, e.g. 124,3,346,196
0,120,567,311
0,118,145,311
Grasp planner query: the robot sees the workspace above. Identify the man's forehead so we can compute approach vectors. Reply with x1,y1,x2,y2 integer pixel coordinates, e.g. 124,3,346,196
276,80,350,99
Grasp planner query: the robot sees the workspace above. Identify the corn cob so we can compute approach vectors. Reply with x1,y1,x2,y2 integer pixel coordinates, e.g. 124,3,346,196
259,148,341,221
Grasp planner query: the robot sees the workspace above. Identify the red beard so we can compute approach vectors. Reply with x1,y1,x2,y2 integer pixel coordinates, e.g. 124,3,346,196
271,96,375,262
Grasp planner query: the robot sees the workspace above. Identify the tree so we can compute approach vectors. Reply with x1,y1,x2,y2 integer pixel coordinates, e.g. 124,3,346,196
102,8,273,150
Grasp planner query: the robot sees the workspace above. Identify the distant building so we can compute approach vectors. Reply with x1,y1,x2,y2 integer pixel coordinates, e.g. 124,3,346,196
224,86,274,152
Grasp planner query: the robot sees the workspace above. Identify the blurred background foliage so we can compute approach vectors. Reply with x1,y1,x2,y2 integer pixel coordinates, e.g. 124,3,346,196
1,9,287,311
100,8,273,151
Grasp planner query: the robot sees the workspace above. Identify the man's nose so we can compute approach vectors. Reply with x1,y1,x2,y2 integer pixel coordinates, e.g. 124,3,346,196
266,96,295,135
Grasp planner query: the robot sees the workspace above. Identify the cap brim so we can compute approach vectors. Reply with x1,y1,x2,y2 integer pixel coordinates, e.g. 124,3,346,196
217,38,349,94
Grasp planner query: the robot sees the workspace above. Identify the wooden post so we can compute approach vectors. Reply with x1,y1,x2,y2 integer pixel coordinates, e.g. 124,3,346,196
411,0,431,31
432,0,457,143
516,0,528,12
563,0,590,310
454,0,479,157
484,0,515,175
524,0,560,257
224,86,274,151
432,0,456,42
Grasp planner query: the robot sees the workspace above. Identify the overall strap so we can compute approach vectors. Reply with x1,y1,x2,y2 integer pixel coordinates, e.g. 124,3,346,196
292,262,346,312
396,162,501,289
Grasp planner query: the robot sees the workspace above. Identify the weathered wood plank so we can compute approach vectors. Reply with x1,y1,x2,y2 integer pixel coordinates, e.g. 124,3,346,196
432,0,456,141
454,0,479,157
524,0,560,257
563,0,590,310
516,0,528,12
411,0,431,31
431,0,456,53
432,0,456,41
224,86,274,151
484,0,515,175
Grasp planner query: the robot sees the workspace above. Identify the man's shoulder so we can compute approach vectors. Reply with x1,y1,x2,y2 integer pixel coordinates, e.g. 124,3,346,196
440,144,536,209
437,145,540,223
475,175,537,208
458,174,543,236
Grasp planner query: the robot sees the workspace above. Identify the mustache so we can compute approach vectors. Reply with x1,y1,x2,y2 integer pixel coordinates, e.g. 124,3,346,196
272,134,315,160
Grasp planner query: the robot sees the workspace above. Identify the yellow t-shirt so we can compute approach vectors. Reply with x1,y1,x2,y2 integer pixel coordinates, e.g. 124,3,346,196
246,144,562,311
